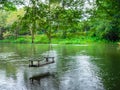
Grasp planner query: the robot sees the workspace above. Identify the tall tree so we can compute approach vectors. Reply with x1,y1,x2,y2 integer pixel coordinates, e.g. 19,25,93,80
0,10,8,39
90,0,120,41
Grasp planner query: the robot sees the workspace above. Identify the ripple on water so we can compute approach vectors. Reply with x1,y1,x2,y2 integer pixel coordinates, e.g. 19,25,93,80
0,52,18,60
58,55,105,90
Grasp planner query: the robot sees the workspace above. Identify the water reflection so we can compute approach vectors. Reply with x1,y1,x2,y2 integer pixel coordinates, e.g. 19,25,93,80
0,68,26,90
0,44,120,90
75,55,104,90
55,54,104,90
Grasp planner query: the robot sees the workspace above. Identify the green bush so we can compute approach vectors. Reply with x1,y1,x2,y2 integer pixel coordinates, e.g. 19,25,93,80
35,35,49,43
14,38,28,43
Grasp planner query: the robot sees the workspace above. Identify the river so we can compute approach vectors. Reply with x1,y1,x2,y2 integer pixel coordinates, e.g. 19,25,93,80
0,43,120,90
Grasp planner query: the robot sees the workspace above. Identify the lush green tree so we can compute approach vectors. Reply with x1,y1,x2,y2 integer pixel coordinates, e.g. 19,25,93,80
50,0,84,38
0,10,9,39
89,0,120,41
2,0,120,43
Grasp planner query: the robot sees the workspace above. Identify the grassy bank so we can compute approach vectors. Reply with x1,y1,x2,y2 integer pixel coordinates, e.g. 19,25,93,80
0,35,115,44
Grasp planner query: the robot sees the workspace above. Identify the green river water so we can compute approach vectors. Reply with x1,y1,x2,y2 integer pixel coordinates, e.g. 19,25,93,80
0,43,120,90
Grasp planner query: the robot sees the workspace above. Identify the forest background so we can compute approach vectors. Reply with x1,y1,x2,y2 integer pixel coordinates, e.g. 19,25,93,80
0,0,120,44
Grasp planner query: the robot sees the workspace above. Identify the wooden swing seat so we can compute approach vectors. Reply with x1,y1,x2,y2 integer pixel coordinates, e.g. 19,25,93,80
29,57,55,67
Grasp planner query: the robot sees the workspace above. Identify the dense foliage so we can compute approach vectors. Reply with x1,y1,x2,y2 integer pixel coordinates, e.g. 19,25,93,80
0,0,120,43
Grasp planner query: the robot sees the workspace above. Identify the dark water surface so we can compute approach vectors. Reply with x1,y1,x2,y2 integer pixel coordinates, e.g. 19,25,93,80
0,43,120,90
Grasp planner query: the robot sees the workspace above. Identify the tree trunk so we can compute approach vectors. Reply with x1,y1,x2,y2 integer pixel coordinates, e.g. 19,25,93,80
30,25,35,44
48,0,51,43
0,28,4,40
31,27,35,43
14,29,18,39
32,33,34,43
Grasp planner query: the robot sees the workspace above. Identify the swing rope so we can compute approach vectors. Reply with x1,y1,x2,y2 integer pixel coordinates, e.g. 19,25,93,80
47,44,54,57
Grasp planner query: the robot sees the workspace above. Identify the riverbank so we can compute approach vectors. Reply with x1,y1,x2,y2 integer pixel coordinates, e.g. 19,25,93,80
0,35,117,44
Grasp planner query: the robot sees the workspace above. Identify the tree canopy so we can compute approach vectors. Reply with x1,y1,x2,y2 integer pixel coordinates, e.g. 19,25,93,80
0,0,120,42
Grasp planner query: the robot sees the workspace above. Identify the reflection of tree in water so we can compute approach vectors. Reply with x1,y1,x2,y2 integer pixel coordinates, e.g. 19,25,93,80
14,44,51,58
90,45,120,90
56,45,80,75
0,44,55,60
0,61,17,80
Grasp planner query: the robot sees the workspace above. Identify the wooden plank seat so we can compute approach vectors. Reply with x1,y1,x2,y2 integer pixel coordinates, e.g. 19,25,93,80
43,56,55,62
29,56,55,67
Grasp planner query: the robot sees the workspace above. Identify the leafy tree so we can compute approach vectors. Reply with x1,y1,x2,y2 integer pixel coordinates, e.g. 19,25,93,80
50,0,84,38
0,10,9,39
89,0,120,41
